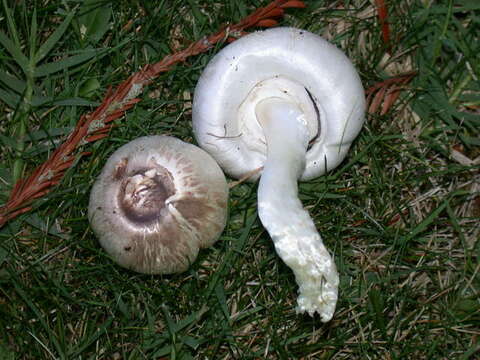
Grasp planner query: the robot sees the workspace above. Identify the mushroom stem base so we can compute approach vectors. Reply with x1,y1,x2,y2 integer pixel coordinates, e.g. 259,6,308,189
256,98,339,322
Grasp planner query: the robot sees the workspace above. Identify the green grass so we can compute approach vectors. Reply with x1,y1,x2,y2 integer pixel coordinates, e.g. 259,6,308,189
1,0,479,358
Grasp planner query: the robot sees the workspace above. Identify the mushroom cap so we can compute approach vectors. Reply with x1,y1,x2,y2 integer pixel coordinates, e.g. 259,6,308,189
88,135,229,274
192,27,365,181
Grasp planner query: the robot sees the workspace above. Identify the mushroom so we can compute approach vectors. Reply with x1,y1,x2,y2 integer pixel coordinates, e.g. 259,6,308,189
192,27,365,321
88,135,229,274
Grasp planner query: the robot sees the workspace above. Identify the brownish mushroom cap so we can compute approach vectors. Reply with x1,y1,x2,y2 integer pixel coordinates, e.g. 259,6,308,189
88,135,229,274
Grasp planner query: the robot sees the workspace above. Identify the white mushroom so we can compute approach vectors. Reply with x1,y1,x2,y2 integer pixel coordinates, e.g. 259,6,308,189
192,27,365,322
88,135,229,275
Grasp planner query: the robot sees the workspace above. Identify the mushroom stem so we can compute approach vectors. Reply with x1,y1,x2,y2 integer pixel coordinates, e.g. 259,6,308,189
256,98,339,322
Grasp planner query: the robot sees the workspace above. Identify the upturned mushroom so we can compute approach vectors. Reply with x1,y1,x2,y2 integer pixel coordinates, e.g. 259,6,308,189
88,135,229,274
192,27,365,322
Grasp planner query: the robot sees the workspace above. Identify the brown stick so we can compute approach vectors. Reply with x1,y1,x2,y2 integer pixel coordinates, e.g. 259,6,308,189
366,71,416,115
0,0,306,228
374,0,390,52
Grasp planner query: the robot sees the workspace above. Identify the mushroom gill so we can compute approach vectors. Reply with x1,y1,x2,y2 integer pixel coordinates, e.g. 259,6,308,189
88,135,229,274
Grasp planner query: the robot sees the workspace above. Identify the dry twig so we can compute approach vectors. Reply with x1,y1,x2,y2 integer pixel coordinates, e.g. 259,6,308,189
374,0,391,51
0,0,306,228
366,71,416,115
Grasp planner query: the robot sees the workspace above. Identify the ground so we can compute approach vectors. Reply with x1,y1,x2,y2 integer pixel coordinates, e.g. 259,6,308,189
0,1,478,359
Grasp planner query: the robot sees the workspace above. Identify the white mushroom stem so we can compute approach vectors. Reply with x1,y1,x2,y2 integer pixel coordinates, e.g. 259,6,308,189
192,27,366,321
256,98,339,322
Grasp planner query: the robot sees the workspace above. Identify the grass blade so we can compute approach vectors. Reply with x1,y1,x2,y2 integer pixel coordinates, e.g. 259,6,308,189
34,10,76,64
0,31,29,72
34,48,105,77
29,8,37,60
1,0,22,52
0,69,26,94
78,0,112,44
0,88,21,107
401,201,449,244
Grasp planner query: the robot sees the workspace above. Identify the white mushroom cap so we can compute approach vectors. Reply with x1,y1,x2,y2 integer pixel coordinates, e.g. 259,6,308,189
192,27,365,321
88,135,228,274
193,27,365,181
